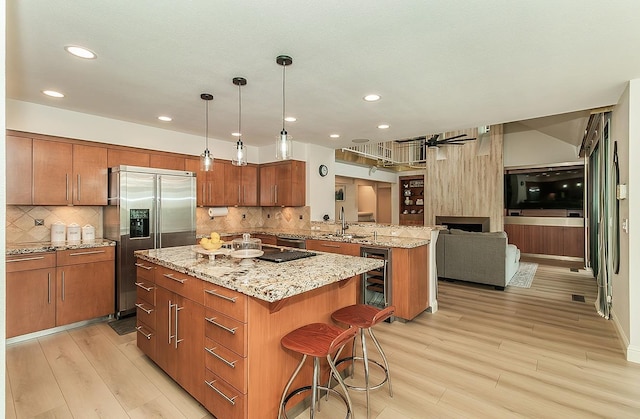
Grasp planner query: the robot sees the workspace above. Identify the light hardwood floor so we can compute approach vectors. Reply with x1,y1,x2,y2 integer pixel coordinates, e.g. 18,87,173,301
7,262,640,418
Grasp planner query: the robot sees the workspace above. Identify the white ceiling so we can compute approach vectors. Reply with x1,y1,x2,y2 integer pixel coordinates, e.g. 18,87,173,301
7,1,640,150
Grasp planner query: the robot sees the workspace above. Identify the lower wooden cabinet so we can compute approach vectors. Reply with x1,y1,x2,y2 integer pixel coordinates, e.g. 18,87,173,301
306,239,361,256
6,253,57,338
504,223,585,258
6,247,116,338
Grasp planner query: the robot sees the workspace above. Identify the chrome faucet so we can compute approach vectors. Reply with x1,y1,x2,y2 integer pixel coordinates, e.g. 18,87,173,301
340,206,349,234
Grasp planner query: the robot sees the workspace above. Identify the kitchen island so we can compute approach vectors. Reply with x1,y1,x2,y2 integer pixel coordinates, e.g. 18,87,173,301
135,245,383,419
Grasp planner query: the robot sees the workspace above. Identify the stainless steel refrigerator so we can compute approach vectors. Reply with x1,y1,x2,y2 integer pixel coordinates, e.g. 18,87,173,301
104,165,196,318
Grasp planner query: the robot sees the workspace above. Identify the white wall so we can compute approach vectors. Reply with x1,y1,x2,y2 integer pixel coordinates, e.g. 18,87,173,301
6,99,261,163
1,1,7,410
504,122,582,167
304,143,336,221
628,79,640,363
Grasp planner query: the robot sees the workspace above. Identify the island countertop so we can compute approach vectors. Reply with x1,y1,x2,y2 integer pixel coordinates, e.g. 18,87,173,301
135,245,384,303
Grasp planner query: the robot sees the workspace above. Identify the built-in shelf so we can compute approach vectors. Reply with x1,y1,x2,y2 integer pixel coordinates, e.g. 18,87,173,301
400,175,424,226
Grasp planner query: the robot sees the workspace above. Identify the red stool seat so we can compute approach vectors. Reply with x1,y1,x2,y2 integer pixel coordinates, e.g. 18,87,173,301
331,304,395,329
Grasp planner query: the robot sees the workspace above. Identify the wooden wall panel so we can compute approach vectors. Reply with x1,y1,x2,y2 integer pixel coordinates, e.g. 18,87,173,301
423,125,504,231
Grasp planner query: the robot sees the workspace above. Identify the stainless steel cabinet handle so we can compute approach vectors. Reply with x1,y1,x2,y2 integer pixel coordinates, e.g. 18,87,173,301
66,173,69,202
168,300,174,344
135,262,153,270
61,271,65,301
205,317,237,334
321,243,341,248
135,303,153,314
205,347,237,368
134,282,154,292
275,184,278,204
174,304,184,349
205,380,237,405
135,326,153,340
7,256,46,263
238,185,241,204
205,289,237,303
163,273,186,284
47,273,51,304
69,250,106,256
77,174,81,202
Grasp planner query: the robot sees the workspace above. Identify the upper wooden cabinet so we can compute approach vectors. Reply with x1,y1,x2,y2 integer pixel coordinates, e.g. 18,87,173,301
107,148,150,168
32,139,107,206
150,154,185,171
186,158,225,207
6,135,33,205
224,163,259,206
259,160,305,207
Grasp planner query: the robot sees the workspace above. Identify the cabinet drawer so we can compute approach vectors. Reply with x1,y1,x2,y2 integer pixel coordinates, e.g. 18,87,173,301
204,370,246,419
135,299,156,330
57,246,115,266
205,309,246,356
306,239,361,256
6,252,56,272
135,260,156,282
135,279,156,306
136,322,156,359
204,286,247,322
155,266,204,304
205,337,247,393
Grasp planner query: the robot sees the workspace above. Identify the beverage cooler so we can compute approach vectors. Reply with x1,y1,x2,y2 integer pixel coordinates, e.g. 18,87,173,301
360,246,393,322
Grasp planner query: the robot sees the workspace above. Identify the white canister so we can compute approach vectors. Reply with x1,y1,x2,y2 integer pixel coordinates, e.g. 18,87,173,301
82,224,96,243
51,221,66,244
67,223,81,243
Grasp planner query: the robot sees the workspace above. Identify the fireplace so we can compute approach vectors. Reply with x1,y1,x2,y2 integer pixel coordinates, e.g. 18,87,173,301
435,216,490,232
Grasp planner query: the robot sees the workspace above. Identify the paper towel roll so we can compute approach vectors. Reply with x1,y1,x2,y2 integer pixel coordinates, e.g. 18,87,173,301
208,207,229,218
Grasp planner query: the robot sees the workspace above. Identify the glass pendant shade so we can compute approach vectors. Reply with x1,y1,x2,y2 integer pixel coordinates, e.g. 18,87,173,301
232,139,247,166
276,55,293,160
276,130,292,160
200,93,214,171
232,77,248,166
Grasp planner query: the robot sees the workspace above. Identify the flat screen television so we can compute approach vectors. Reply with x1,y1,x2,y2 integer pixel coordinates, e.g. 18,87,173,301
504,165,584,211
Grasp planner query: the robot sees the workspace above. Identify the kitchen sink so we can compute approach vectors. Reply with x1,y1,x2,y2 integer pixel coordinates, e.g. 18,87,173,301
322,233,370,240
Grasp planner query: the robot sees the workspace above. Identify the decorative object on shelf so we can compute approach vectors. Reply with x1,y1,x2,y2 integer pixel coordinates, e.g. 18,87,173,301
276,54,293,160
318,164,328,177
231,77,248,166
335,186,345,201
199,93,214,171
409,179,424,187
404,189,412,197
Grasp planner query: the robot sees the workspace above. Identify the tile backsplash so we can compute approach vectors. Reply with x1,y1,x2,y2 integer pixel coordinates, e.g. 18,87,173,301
196,206,311,234
6,206,104,244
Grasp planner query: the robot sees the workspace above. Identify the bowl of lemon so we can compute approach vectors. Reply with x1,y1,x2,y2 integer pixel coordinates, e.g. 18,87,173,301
193,232,230,260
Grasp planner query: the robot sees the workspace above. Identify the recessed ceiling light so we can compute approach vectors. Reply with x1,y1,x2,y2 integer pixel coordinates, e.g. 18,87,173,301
363,94,381,102
157,116,172,122
64,45,97,59
352,138,370,143
42,90,64,98
284,116,297,122
232,132,241,137
377,124,390,129
329,134,340,139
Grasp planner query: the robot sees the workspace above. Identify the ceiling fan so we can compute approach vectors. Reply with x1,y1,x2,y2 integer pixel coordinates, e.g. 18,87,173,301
395,133,477,148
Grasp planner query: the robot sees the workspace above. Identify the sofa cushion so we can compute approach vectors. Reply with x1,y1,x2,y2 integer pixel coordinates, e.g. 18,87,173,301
449,229,507,238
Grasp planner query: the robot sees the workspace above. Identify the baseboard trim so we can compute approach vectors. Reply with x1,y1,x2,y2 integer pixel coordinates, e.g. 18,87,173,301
610,310,640,364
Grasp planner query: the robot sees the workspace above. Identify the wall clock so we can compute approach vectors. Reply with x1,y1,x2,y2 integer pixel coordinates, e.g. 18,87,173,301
318,164,328,177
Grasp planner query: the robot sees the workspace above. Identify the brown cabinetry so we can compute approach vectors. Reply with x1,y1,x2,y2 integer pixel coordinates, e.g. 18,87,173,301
107,148,150,167
6,247,115,338
6,135,33,205
503,222,584,258
399,175,424,226
150,154,185,170
186,158,225,207
391,245,429,320
306,239,361,256
56,247,115,326
32,139,108,205
224,163,259,206
259,160,305,207
6,253,57,338
154,266,205,403
135,261,158,359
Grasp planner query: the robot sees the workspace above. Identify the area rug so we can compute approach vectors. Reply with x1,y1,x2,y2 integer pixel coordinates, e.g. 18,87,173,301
508,262,538,288
108,316,137,335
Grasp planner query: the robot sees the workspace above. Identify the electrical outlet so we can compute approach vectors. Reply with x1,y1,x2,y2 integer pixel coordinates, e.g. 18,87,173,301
242,214,246,219
299,215,303,220
35,219,44,226
267,214,270,218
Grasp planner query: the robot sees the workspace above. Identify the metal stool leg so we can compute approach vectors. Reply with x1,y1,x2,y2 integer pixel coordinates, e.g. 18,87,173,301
368,327,392,397
327,353,354,418
360,328,371,419
279,354,307,419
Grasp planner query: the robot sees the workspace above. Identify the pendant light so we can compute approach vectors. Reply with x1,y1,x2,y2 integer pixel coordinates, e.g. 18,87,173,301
200,93,214,171
276,55,293,160
232,77,248,166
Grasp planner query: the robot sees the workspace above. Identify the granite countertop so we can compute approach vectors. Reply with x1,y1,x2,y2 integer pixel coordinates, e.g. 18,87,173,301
213,228,431,248
135,245,385,303
6,239,116,256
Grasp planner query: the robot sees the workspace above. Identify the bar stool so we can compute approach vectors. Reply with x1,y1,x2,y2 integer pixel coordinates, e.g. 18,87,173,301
329,304,395,419
279,323,358,419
